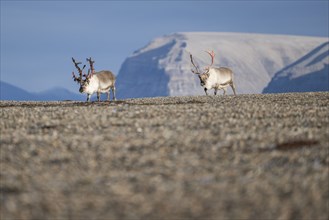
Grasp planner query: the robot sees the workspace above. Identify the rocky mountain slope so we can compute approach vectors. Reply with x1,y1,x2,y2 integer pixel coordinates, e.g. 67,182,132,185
116,32,327,98
263,42,329,93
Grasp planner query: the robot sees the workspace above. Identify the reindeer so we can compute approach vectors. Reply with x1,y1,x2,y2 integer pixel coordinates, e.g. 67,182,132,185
190,51,236,96
72,57,116,102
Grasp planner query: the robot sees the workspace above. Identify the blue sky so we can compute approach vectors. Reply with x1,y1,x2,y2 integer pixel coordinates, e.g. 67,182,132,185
1,1,328,93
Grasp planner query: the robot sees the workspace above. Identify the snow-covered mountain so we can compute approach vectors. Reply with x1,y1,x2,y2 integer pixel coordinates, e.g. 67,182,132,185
0,81,84,101
263,42,329,93
116,32,328,98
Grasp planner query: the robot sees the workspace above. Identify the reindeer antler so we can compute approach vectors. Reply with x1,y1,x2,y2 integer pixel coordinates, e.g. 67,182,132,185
72,71,79,82
72,57,86,83
189,53,201,74
86,57,95,78
205,50,215,70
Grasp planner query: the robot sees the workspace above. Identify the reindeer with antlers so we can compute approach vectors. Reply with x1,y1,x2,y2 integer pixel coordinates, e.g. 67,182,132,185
190,51,236,96
72,57,116,102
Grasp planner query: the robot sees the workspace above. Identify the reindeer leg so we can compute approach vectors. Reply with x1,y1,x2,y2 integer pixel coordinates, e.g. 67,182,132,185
214,88,218,95
230,82,237,96
112,86,116,101
97,92,100,102
204,88,208,96
107,90,110,101
86,94,91,102
223,88,227,95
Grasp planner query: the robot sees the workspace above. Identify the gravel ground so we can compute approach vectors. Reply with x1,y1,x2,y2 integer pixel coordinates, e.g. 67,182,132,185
1,92,328,220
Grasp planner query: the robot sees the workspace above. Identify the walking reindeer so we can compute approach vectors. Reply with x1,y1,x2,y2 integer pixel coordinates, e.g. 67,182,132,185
71,57,116,101
190,51,236,96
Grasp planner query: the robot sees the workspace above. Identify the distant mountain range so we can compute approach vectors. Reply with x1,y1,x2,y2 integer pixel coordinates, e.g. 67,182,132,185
2,32,328,101
116,32,328,98
0,81,84,101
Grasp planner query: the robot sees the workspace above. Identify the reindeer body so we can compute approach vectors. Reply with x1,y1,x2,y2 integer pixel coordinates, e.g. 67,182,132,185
190,51,237,96
202,67,236,95
80,70,116,101
72,57,116,102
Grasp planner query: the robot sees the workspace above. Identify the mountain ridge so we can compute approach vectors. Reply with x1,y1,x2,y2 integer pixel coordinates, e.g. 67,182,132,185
263,42,329,93
0,81,84,101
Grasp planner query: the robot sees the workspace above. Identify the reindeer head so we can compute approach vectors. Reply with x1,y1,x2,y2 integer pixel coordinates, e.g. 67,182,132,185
71,57,94,93
190,51,215,87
